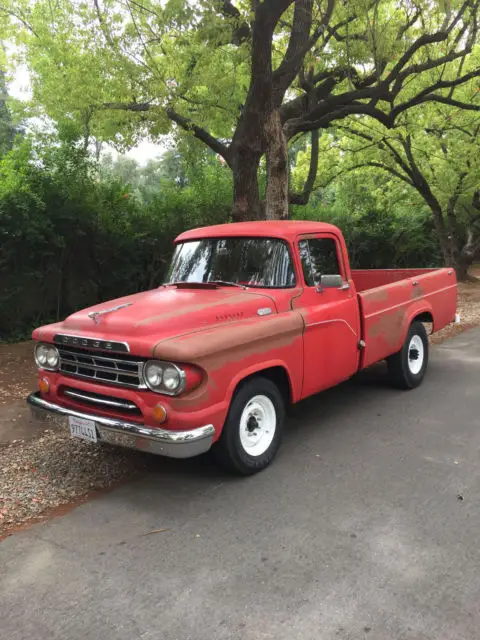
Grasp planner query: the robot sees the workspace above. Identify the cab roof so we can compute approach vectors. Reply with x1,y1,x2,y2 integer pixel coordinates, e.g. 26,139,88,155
176,220,340,243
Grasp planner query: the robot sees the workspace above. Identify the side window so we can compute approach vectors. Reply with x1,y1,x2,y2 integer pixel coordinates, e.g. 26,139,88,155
298,238,341,286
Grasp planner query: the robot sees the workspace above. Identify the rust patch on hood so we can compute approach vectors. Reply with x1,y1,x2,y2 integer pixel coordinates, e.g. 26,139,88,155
153,313,304,367
156,312,305,410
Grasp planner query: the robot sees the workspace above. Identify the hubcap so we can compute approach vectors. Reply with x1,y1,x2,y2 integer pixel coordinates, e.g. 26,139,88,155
408,334,424,375
239,395,277,457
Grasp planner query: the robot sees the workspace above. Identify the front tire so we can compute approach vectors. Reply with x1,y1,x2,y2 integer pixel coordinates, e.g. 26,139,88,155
387,321,429,389
213,377,285,475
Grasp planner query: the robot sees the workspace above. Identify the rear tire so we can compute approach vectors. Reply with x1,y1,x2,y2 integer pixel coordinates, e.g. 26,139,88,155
212,377,285,475
387,321,429,389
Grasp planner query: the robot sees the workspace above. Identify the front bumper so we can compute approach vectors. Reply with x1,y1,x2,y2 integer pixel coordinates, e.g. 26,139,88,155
27,392,215,458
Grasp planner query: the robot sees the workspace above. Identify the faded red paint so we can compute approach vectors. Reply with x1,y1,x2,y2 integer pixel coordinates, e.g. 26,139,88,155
31,222,457,446
358,268,457,367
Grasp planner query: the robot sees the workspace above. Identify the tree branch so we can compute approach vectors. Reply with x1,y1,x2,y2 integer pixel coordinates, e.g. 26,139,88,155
218,0,251,44
318,161,415,190
386,1,474,87
353,161,415,186
272,0,315,97
337,124,416,181
102,101,153,111
285,101,393,137
127,0,161,17
272,0,335,102
397,8,421,40
99,101,230,160
0,6,39,37
392,49,473,95
165,108,231,161
93,0,115,47
124,0,163,78
392,72,480,120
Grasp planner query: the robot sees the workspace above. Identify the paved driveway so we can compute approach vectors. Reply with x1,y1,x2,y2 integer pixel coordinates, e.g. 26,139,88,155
1,330,480,640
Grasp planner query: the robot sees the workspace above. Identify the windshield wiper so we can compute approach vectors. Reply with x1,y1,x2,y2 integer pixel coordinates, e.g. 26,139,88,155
208,280,247,289
163,280,247,289
162,281,217,288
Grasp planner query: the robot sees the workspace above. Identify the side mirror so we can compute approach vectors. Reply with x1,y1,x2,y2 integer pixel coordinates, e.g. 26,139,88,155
319,274,343,289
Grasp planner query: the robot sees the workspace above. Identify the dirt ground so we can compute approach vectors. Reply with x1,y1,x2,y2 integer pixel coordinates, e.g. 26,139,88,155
1,272,479,536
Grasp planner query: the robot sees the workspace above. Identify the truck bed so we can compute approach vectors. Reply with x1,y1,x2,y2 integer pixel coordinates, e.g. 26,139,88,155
353,268,457,368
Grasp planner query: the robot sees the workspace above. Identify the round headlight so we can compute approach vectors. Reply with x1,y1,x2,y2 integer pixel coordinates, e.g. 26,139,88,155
163,367,181,391
35,344,49,367
144,360,186,395
35,343,59,370
46,347,59,369
145,362,164,389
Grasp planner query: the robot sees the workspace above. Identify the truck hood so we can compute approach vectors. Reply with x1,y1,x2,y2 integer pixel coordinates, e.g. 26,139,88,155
34,287,277,357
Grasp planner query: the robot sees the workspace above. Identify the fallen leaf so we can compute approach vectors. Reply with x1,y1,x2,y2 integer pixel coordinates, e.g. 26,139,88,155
142,528,169,536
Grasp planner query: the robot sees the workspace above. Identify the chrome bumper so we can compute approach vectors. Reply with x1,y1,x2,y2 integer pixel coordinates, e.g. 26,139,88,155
27,392,215,458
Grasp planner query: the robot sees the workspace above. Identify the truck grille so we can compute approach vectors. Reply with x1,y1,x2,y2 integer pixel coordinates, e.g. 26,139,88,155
58,345,146,389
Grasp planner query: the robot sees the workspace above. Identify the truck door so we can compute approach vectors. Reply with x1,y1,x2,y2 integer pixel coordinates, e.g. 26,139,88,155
293,233,361,398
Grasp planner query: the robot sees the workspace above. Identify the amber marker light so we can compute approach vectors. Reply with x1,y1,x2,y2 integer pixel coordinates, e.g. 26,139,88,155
153,404,167,424
39,378,50,394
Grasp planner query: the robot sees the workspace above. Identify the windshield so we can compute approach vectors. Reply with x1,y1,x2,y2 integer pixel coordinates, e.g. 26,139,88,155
167,237,296,288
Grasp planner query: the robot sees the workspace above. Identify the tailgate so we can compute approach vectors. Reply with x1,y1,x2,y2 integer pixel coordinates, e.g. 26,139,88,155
358,268,457,368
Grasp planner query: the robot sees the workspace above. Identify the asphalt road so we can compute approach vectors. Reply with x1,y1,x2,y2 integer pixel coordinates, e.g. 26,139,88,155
1,329,480,640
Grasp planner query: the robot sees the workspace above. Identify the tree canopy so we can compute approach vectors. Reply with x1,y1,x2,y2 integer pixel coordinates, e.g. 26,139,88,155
292,85,480,278
1,0,480,221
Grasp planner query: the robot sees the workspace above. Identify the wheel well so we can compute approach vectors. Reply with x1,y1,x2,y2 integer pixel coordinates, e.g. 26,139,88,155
237,366,293,407
412,311,434,331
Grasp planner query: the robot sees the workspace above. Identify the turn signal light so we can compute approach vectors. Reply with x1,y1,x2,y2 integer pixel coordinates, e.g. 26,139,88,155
39,378,50,394
153,404,167,424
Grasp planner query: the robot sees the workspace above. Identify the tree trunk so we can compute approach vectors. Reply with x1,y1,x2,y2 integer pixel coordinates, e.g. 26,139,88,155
445,194,465,276
453,255,471,281
264,110,289,220
418,189,450,265
416,180,474,280
428,200,471,280
457,228,479,281
230,147,263,222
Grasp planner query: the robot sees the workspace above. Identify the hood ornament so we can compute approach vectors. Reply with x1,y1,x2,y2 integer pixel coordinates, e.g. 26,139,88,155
88,302,133,325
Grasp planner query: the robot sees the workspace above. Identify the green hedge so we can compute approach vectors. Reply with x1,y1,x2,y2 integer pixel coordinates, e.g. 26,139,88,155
0,140,230,341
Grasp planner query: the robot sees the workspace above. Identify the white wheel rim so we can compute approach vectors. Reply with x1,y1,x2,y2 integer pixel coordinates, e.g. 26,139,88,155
239,395,277,457
408,334,424,375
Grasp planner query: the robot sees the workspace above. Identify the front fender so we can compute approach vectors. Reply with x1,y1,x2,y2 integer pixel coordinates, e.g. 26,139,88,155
154,312,305,415
224,358,297,408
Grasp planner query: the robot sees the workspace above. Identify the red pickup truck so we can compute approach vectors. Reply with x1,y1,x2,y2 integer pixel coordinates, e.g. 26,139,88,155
28,221,457,474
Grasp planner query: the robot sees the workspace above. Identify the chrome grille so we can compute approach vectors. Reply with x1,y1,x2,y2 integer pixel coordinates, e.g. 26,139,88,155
58,346,146,389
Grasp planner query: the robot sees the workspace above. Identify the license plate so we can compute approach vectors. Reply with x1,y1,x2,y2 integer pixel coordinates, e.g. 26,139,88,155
68,416,97,443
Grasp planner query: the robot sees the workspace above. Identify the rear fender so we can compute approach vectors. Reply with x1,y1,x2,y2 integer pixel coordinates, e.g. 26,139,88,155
400,301,435,348
361,294,434,366
386,300,435,357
